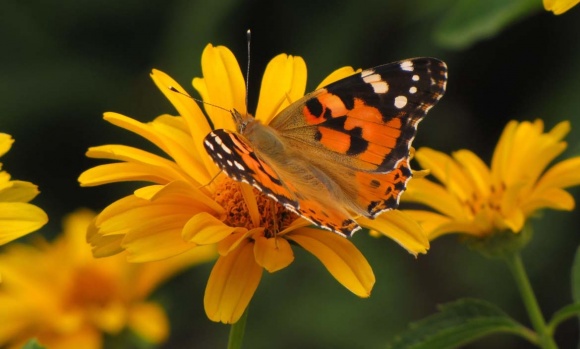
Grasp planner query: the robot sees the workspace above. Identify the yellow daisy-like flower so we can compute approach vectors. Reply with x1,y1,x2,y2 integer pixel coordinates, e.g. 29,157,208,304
403,119,580,240
0,209,215,349
544,0,580,14
0,133,48,245
79,44,428,324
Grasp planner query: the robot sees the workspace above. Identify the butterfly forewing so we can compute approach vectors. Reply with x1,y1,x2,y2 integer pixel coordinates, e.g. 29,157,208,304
271,58,447,173
203,130,298,209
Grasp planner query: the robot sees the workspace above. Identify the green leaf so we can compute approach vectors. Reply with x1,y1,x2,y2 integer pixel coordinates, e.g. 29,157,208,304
385,298,536,349
434,0,541,49
548,303,580,333
21,339,46,349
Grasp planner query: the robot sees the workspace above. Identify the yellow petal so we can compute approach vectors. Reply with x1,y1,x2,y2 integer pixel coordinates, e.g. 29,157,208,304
500,207,525,233
131,245,216,298
128,302,169,344
253,235,294,272
101,113,209,181
316,66,357,89
239,182,260,227
0,180,39,203
359,210,429,256
87,225,125,258
0,133,14,157
183,212,239,244
0,202,48,245
286,228,375,297
217,228,255,256
544,0,580,14
535,157,580,192
193,44,245,131
79,163,179,187
523,188,576,213
204,240,262,323
415,148,474,202
255,54,307,124
491,120,518,183
402,210,455,240
452,149,492,197
403,177,466,219
150,69,212,154
122,219,197,263
88,300,126,333
548,120,571,140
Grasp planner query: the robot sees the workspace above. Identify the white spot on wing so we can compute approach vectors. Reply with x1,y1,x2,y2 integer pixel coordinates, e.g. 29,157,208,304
234,161,245,170
221,143,232,154
409,86,417,94
371,81,388,94
412,75,419,81
362,73,381,83
226,160,233,167
216,153,223,159
204,140,214,151
214,136,223,145
394,96,408,109
400,61,414,71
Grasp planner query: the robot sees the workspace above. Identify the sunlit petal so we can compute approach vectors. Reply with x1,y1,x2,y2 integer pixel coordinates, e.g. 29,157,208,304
0,202,48,245
128,302,169,344
287,228,375,297
544,0,580,14
253,235,294,272
255,54,307,124
204,241,262,324
193,44,245,131
359,210,429,256
316,66,357,89
0,133,14,157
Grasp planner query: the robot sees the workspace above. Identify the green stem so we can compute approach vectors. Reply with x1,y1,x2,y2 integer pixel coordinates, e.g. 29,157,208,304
504,252,558,349
227,307,249,349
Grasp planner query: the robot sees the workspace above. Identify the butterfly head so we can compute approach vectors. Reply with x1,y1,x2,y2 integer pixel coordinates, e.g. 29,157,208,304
231,109,256,134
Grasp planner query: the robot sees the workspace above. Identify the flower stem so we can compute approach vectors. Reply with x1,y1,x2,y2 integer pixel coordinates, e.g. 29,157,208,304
504,252,558,349
227,307,249,349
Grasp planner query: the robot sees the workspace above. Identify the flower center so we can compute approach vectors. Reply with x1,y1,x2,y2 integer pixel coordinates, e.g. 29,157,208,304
465,181,507,215
213,177,298,237
66,265,118,308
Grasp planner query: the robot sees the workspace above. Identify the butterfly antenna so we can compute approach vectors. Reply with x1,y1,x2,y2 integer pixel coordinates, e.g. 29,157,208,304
168,86,231,113
245,29,251,111
199,169,223,190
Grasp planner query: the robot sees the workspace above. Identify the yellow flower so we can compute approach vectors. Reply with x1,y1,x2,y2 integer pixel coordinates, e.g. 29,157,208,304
0,133,47,245
0,209,215,349
79,44,427,324
544,0,580,14
403,119,580,240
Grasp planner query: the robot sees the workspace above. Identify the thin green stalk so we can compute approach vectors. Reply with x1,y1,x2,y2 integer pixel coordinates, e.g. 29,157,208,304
227,307,249,349
504,252,558,349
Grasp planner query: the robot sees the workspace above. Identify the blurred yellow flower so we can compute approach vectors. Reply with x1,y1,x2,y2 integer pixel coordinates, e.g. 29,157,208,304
403,119,580,239
79,44,427,323
544,0,580,14
0,209,215,349
0,133,47,245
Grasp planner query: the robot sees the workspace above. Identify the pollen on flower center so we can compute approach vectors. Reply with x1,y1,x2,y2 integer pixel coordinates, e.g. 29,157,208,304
213,177,298,237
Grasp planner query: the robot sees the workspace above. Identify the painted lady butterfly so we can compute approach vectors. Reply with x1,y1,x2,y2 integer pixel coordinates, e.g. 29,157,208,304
204,58,447,237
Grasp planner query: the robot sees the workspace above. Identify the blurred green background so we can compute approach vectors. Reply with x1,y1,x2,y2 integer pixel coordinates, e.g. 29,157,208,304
2,0,580,348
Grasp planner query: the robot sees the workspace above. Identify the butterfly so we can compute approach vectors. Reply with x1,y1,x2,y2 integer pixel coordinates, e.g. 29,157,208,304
203,58,447,237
